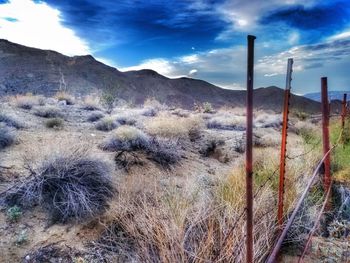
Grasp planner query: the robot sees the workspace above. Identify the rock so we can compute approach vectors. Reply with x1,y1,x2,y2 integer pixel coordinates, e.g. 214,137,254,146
46,98,58,105
58,100,67,106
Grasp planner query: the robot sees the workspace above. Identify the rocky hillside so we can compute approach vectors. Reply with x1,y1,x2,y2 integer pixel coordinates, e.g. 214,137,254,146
0,39,323,112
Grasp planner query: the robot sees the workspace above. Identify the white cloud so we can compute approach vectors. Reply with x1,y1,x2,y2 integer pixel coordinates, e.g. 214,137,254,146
188,69,198,76
0,0,90,55
215,0,317,37
328,30,350,41
120,58,180,77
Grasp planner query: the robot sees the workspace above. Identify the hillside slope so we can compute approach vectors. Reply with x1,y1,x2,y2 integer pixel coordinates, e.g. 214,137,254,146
0,39,322,112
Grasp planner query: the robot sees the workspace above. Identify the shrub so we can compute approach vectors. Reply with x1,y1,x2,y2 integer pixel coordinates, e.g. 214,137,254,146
11,94,40,110
7,205,22,222
100,92,115,113
95,117,119,131
87,112,105,122
141,107,158,117
254,113,282,128
16,230,28,245
45,118,64,129
0,148,115,223
115,115,137,126
82,95,101,111
143,98,163,110
0,113,24,129
147,137,181,167
55,91,75,105
145,115,204,139
100,126,149,152
34,106,62,118
207,114,245,131
100,126,181,168
0,125,15,149
203,102,214,113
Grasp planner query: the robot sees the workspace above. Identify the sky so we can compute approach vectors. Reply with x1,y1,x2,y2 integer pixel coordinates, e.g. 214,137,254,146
0,0,350,94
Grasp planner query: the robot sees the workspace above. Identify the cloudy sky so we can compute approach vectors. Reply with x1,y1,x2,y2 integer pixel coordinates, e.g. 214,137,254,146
0,0,349,94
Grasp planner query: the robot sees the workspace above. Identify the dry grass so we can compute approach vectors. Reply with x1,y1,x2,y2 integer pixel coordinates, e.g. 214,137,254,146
207,113,246,131
82,95,101,110
55,91,75,105
95,117,119,131
145,114,204,139
10,94,43,109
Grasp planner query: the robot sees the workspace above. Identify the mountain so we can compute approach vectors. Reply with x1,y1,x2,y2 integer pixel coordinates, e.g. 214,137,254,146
304,91,350,102
0,39,324,113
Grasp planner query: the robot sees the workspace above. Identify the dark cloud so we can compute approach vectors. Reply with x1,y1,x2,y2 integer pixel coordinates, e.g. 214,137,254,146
41,0,229,52
261,1,350,33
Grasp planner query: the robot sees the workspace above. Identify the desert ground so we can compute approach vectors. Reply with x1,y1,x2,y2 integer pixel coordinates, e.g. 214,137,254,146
0,93,349,263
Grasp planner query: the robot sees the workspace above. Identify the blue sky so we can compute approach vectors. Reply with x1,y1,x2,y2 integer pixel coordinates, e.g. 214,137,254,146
0,0,350,94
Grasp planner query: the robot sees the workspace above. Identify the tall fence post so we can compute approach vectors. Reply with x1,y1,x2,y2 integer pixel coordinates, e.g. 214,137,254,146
321,77,331,192
341,93,347,130
246,34,256,263
277,58,293,227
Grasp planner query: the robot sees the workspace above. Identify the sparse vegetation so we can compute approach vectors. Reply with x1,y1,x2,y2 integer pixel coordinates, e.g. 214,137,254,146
100,126,149,152
45,118,64,129
16,230,28,246
115,115,137,126
100,92,115,113
0,113,23,129
34,106,62,118
203,102,214,113
95,117,119,131
0,147,115,223
7,205,22,222
82,95,101,111
207,114,245,131
87,111,105,122
0,125,15,149
141,107,158,117
55,91,75,105
11,94,40,110
100,126,181,168
145,115,204,139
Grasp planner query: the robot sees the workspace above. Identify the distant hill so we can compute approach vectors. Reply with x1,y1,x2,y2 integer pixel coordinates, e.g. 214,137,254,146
0,39,325,113
304,91,350,102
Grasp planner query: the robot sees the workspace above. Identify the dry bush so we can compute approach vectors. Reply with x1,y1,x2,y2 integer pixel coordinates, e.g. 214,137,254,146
145,114,204,139
55,91,75,105
0,124,15,149
82,95,101,110
146,137,182,167
143,97,164,110
254,113,282,128
0,146,115,223
254,128,281,148
11,94,41,109
141,107,158,117
34,106,63,118
45,118,64,129
87,111,105,122
101,126,149,152
0,112,24,129
171,108,190,118
95,117,119,131
115,115,137,126
207,113,246,131
100,126,181,168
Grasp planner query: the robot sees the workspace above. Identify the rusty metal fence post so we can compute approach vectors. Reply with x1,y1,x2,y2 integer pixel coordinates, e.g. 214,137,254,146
341,93,347,130
321,77,331,192
277,58,293,227
246,34,256,263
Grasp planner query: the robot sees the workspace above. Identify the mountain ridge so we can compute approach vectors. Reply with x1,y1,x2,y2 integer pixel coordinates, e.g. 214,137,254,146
0,39,323,113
